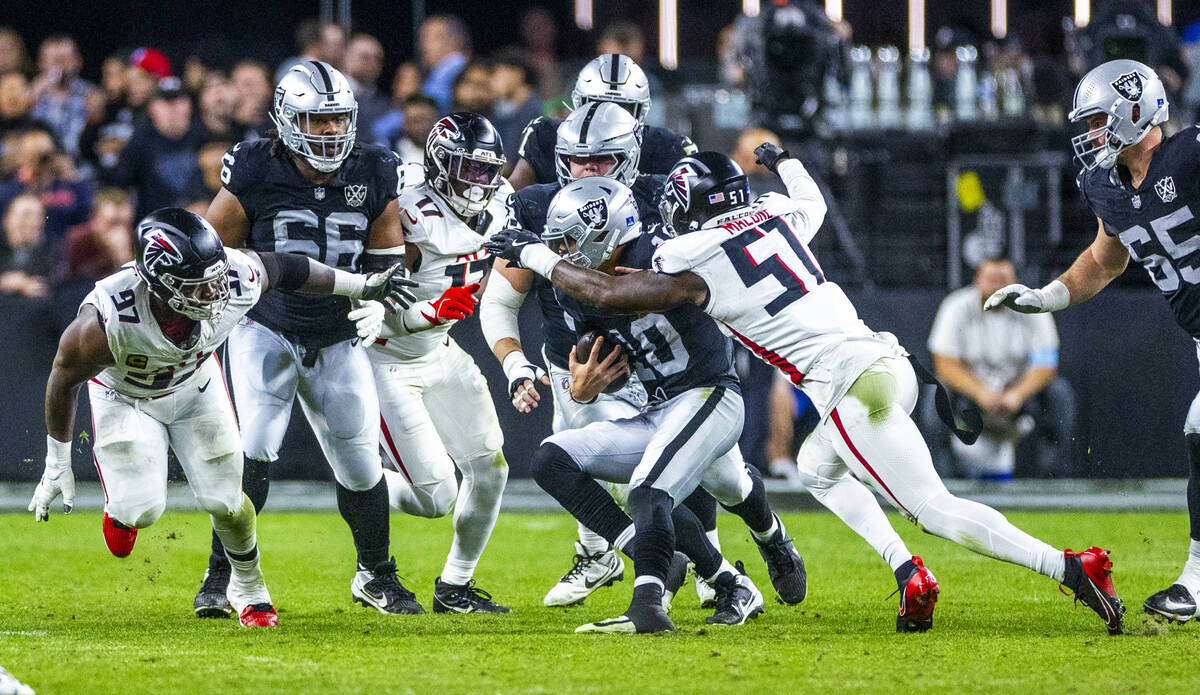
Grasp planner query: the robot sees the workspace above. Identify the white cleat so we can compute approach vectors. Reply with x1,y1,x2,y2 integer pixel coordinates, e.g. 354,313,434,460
695,572,717,609
0,666,34,695
544,542,625,607
706,564,765,626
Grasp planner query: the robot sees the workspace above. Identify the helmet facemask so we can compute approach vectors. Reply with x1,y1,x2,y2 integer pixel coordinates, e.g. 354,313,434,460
274,106,358,173
430,146,505,217
156,258,230,320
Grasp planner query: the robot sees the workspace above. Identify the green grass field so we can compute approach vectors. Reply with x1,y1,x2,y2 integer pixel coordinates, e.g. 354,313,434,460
1,509,1198,694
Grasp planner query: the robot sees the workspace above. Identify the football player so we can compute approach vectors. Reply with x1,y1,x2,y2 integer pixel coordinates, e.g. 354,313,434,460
354,112,513,613
507,54,696,190
481,102,728,608
987,60,1200,625
30,208,415,627
486,148,1126,636
191,61,433,617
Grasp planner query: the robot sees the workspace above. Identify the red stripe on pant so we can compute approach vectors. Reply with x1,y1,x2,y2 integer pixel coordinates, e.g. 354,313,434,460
379,416,414,483
829,408,912,517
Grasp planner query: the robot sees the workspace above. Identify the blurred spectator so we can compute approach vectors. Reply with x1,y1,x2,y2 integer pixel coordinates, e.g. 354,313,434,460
343,34,389,136
927,258,1076,480
196,138,233,198
0,129,92,243
370,62,422,145
62,187,134,282
99,52,127,104
490,50,543,163
0,193,50,299
101,77,204,219
730,127,785,197
0,73,49,141
79,48,167,169
30,35,98,157
596,23,664,108
392,95,438,164
761,373,819,481
230,60,272,140
419,15,471,114
181,55,211,95
451,63,494,116
198,72,236,140
717,24,745,88
0,28,29,75
515,7,562,98
277,18,346,80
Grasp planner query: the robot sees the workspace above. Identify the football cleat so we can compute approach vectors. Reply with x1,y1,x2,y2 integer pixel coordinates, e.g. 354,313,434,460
1144,583,1199,624
351,558,426,614
544,542,625,607
575,601,675,634
101,511,137,558
895,556,939,633
754,516,807,604
238,603,279,627
661,552,690,613
193,563,233,618
706,562,765,626
695,573,717,609
433,577,512,614
1062,546,1125,635
0,665,34,695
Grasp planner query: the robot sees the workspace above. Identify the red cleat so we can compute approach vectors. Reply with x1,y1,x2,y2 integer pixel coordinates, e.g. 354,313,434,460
1062,546,1125,635
897,556,939,633
101,512,137,558
239,603,279,627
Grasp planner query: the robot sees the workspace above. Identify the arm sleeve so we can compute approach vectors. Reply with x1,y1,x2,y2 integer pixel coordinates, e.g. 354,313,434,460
479,268,528,350
256,251,311,292
776,158,827,244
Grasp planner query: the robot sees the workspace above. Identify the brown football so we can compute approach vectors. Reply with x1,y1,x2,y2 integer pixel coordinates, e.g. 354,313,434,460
576,329,630,393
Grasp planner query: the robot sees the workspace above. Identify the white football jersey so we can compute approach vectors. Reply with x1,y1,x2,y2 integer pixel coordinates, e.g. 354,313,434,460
653,192,900,418
83,248,264,399
372,181,513,360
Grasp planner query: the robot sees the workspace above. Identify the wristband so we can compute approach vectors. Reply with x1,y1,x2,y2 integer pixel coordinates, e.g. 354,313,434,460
1040,280,1071,312
519,244,562,278
331,269,367,298
46,435,71,469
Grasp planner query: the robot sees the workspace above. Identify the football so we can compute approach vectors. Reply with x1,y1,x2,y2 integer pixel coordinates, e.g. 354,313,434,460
576,329,630,393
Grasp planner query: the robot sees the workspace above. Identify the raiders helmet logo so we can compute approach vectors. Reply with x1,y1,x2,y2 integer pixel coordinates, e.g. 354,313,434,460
1110,71,1144,102
143,231,184,271
345,184,367,207
579,197,609,229
667,163,700,210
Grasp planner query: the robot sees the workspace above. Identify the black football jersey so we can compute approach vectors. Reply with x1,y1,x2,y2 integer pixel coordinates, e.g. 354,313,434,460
511,174,666,369
222,138,401,347
557,226,739,401
1077,125,1200,337
516,116,697,186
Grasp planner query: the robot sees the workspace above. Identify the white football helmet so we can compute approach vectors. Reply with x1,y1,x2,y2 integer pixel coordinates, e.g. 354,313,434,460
543,176,641,268
1068,59,1169,171
271,61,358,173
571,54,652,123
554,102,642,188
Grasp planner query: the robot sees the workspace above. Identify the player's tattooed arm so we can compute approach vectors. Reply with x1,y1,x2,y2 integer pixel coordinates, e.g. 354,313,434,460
45,306,114,442
549,262,709,314
207,188,251,248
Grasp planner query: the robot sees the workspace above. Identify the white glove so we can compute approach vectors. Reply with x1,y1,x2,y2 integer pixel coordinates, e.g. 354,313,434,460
348,300,386,346
29,435,75,522
984,280,1070,314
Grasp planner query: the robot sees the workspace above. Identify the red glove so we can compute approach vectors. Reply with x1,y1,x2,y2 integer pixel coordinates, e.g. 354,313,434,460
420,283,480,325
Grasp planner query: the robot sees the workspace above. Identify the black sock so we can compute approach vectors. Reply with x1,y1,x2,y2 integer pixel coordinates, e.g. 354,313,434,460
671,504,722,579
209,457,271,570
336,477,390,570
628,485,675,592
631,582,663,606
682,487,718,533
720,464,774,535
532,443,633,542
1187,434,1200,540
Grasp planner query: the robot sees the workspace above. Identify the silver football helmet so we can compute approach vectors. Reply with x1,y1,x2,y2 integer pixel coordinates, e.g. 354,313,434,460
554,102,642,188
271,61,358,173
571,54,652,123
1068,59,1169,171
543,177,641,268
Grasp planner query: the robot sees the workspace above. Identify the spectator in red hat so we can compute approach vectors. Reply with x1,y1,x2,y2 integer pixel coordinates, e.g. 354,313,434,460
78,48,169,169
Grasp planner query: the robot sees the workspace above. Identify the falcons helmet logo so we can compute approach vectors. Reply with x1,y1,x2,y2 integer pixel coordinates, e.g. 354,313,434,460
143,231,184,271
667,162,700,210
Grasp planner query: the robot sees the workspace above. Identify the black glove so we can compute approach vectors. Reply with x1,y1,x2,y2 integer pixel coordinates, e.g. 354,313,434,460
361,263,419,309
482,226,543,267
754,142,791,173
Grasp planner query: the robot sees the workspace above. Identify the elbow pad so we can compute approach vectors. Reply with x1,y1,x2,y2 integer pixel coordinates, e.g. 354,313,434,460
479,270,527,350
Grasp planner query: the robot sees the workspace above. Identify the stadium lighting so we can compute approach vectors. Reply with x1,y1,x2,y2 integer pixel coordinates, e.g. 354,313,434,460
826,0,842,22
1075,0,1090,27
909,0,925,53
744,0,761,18
575,0,593,30
660,0,678,70
1158,0,1171,25
992,0,1007,39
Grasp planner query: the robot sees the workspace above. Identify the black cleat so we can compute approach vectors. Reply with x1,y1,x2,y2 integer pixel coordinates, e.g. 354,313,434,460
1144,583,1199,624
755,516,807,605
706,562,765,626
661,552,690,613
433,577,512,614
1062,547,1124,636
576,601,676,634
194,563,233,618
351,558,426,614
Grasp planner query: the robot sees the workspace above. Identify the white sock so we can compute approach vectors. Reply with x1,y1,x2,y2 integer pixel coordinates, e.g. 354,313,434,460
705,558,737,584
1175,539,1200,597
441,451,508,586
578,521,611,555
614,524,636,555
706,529,721,552
634,575,664,590
750,515,779,543
804,473,913,571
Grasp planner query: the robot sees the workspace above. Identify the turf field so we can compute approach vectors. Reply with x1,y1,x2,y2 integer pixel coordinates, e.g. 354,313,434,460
1,510,1198,694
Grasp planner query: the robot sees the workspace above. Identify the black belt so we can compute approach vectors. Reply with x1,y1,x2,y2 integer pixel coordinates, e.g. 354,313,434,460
907,354,982,445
